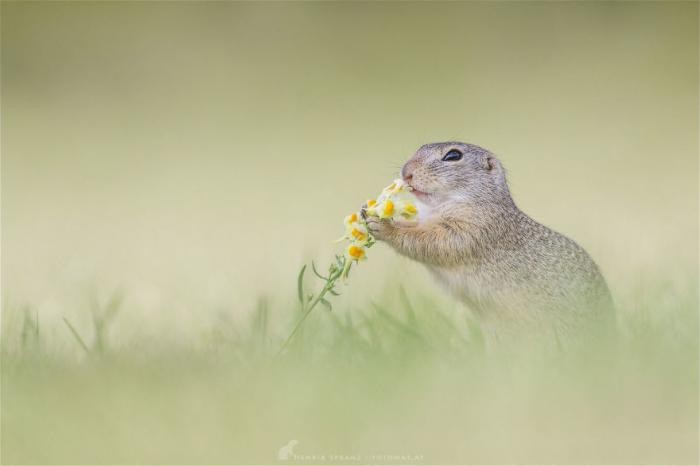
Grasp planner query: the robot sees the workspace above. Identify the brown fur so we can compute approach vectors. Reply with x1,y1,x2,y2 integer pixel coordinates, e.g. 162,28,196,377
366,142,613,338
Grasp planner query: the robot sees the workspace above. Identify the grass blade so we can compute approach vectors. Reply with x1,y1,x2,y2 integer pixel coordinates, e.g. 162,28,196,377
398,286,417,325
371,302,424,341
62,317,90,355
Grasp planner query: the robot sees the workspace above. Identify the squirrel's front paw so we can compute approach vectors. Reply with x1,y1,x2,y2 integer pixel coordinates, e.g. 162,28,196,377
365,217,394,241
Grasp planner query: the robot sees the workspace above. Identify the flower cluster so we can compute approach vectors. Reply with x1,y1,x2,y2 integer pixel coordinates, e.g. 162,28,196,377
341,178,418,267
278,178,420,356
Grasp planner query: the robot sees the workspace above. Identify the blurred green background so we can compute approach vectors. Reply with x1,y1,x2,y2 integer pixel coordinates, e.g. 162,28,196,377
1,2,698,464
3,1,697,338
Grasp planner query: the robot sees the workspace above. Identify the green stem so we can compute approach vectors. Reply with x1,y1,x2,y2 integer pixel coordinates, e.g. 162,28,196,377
275,270,340,357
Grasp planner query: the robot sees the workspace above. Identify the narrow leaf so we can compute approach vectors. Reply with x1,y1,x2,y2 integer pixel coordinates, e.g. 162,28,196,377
311,261,329,280
297,265,307,305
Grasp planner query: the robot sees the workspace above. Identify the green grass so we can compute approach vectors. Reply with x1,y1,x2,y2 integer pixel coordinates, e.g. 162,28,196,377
1,280,698,465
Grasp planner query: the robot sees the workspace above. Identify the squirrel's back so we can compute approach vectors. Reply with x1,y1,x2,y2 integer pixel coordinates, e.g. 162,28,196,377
423,210,612,333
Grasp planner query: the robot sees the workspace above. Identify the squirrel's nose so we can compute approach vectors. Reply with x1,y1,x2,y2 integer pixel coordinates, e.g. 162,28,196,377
401,165,413,182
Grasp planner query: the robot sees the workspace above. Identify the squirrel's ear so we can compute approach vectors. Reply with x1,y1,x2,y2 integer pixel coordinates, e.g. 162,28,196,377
481,154,497,171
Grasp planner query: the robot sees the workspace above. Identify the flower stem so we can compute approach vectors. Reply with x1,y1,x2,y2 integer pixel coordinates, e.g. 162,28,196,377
275,268,341,357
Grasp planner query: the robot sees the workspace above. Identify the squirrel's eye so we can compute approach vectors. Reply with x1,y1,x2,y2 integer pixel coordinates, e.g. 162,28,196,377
442,149,463,162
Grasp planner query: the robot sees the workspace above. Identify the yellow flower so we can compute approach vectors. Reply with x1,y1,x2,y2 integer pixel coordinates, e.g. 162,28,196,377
382,178,410,196
376,199,395,219
371,179,415,219
364,199,378,217
399,200,418,218
366,182,418,221
347,244,366,261
339,212,371,245
392,195,418,219
349,223,369,244
338,178,419,268
344,212,360,228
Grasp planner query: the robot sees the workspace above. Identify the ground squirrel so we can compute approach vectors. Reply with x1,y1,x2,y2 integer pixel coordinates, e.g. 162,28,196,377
365,142,614,338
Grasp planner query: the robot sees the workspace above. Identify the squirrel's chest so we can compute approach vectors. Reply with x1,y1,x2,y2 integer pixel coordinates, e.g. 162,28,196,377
426,264,498,309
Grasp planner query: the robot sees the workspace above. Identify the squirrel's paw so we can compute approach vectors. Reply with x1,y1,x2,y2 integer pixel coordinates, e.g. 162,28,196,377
365,217,394,241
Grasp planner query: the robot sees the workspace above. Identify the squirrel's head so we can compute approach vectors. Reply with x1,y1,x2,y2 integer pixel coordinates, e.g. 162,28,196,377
401,142,513,209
